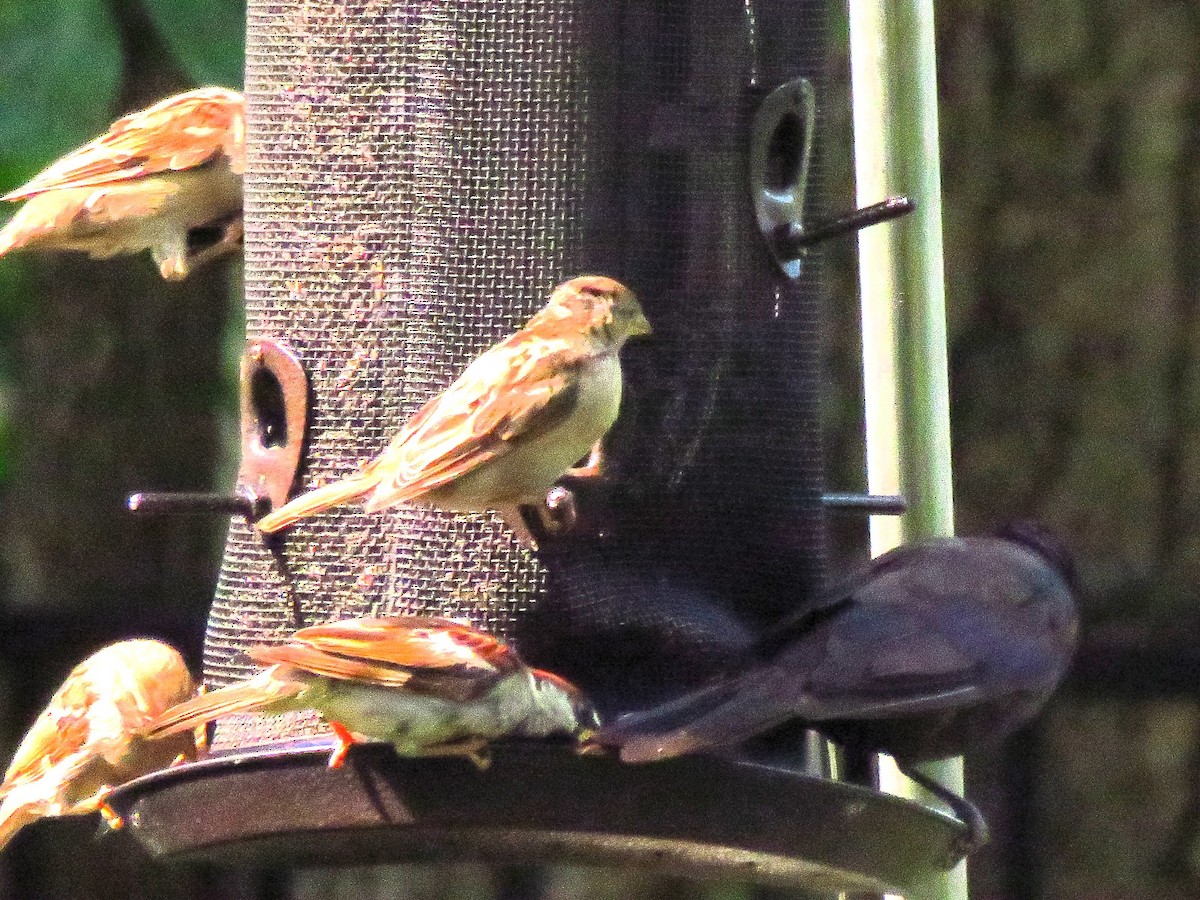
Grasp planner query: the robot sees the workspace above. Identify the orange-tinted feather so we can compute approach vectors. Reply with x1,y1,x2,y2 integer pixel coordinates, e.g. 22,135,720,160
253,473,375,533
2,88,244,202
0,674,97,796
292,617,511,672
0,181,179,256
248,643,417,688
146,669,304,739
363,341,582,509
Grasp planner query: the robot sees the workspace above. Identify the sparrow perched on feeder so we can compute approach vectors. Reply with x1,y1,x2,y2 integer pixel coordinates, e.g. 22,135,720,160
0,640,198,850
0,87,245,280
254,275,652,536
147,616,600,767
598,524,1078,846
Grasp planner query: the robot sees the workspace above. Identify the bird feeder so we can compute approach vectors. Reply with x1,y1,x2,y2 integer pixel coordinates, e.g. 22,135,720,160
111,0,968,892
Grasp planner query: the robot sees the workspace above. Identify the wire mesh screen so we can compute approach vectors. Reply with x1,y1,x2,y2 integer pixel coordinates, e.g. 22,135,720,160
208,0,830,751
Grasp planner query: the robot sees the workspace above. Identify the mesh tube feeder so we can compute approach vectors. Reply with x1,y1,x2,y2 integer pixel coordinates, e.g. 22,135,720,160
111,0,967,891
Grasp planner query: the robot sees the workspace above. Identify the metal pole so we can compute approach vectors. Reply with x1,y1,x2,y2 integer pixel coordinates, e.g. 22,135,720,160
849,0,964,898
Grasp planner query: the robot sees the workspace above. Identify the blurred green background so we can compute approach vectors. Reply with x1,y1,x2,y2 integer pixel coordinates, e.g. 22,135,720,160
0,0,1198,898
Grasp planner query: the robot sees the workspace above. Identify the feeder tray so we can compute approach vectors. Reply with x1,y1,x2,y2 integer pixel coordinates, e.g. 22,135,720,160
109,743,968,894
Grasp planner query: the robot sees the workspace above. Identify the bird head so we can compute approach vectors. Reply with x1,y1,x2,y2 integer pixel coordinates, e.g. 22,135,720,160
100,639,196,716
538,275,652,345
529,668,602,737
994,520,1081,654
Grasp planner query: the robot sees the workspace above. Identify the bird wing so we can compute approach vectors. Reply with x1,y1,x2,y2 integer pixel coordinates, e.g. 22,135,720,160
0,181,181,255
603,667,986,765
0,664,104,797
365,333,584,508
3,88,244,202
73,180,181,225
290,617,511,673
248,644,417,688
610,534,1071,763
251,618,518,702
604,545,994,763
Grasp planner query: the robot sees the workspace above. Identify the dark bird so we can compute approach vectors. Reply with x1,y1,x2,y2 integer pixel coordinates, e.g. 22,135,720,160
598,523,1079,848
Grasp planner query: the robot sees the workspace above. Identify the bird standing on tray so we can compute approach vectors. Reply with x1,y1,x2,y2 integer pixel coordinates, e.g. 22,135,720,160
0,87,245,280
0,640,198,851
147,616,600,768
254,275,651,536
598,523,1079,847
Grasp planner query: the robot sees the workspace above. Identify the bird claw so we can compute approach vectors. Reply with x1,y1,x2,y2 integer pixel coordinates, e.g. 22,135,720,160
575,736,611,757
510,486,579,549
414,738,492,769
159,256,188,281
467,748,492,770
98,799,124,833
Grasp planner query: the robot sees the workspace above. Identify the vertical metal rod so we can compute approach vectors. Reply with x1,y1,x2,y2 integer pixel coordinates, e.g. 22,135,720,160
849,0,963,898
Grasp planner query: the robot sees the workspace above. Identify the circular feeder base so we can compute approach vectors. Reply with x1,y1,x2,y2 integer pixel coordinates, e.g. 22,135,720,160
108,742,967,894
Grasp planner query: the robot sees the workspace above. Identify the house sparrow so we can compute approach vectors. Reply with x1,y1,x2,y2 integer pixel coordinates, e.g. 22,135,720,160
147,616,599,768
254,275,651,535
0,87,245,280
0,640,198,850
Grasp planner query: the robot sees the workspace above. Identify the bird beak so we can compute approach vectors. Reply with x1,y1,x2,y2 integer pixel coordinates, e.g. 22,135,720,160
630,311,653,337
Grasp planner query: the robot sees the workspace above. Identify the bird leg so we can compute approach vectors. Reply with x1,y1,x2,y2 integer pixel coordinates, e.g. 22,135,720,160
93,787,124,832
184,216,244,275
510,486,581,550
420,738,492,770
188,686,210,758
897,763,990,861
155,232,191,281
194,723,210,758
564,441,605,480
503,504,543,549
326,721,360,769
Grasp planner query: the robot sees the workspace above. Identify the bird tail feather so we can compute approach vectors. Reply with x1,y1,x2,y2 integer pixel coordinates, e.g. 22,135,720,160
145,670,304,739
254,474,376,533
597,680,762,763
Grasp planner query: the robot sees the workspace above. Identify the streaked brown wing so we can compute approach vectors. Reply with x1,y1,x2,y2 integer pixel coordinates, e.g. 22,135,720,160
0,667,97,795
366,336,583,506
292,616,512,673
3,88,244,201
78,181,180,225
248,643,417,688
